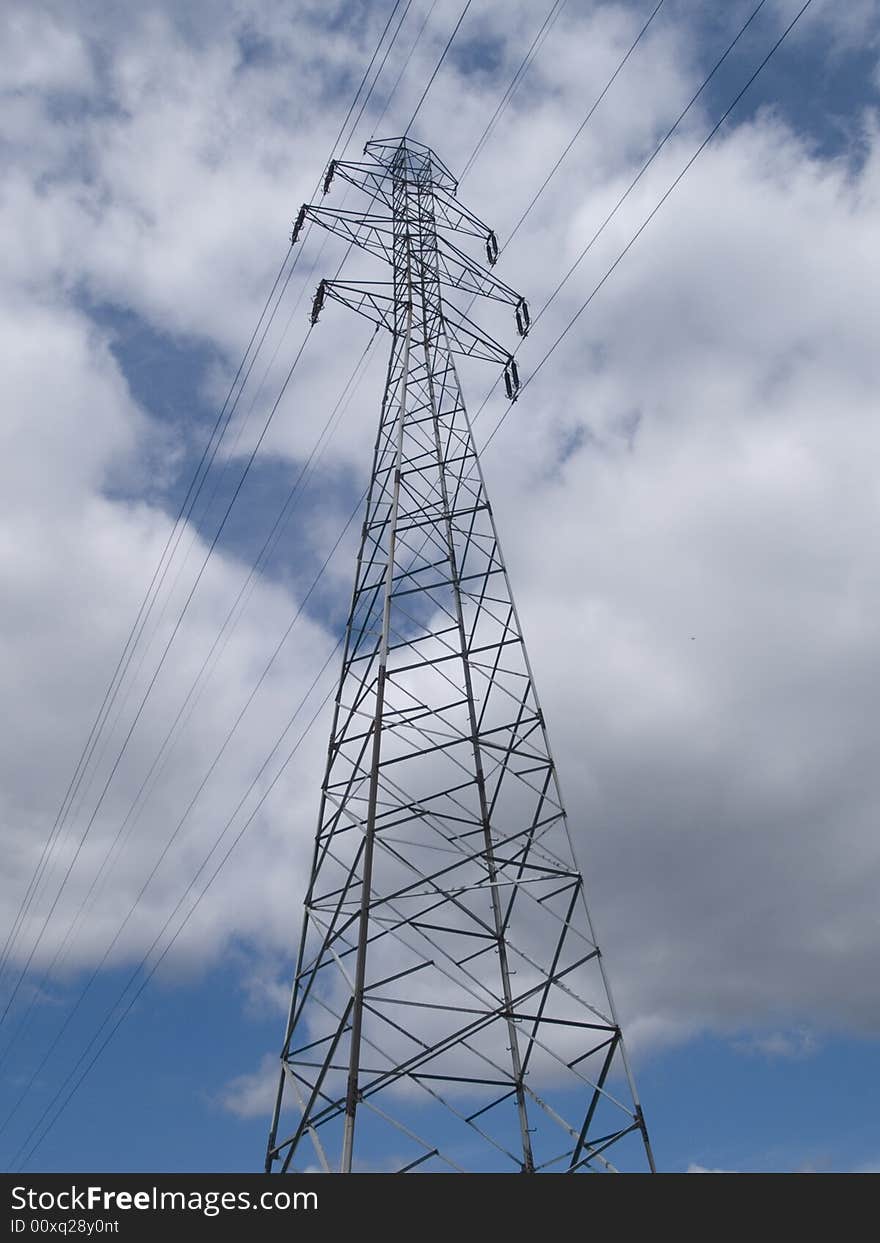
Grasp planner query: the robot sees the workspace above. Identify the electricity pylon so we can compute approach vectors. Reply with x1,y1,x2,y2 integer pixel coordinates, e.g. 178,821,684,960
266,137,654,1174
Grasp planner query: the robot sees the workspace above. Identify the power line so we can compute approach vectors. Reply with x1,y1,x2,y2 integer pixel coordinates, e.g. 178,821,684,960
502,0,666,250
4,0,654,1148
0,3,412,987
3,0,431,1044
534,0,769,325
325,0,409,167
5,356,401,1148
4,0,454,1021
31,255,305,882
3,0,805,1163
7,312,466,1163
469,0,771,428
8,470,471,1164
0,0,416,1016
7,0,480,1143
0,245,295,989
0,326,316,1030
79,4,820,1118
0,469,367,1139
483,0,814,450
405,0,474,134
345,0,417,148
372,0,442,138
457,0,666,339
11,668,339,1172
459,0,568,182
0,335,379,1087
0,0,481,1115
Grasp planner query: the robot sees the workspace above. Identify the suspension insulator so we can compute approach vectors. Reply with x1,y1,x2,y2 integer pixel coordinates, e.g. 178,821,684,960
290,205,306,246
323,160,337,195
486,229,499,267
310,280,327,325
503,355,520,401
515,297,531,338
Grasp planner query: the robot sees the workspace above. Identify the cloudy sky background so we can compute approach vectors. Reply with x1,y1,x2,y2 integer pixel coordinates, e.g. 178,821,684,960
1,0,879,1172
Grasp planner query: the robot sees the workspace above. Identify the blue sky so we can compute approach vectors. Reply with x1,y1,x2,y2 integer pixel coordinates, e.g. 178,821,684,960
11,965,880,1173
2,0,880,1174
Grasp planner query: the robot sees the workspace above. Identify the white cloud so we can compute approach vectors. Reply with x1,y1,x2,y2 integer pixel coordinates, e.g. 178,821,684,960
217,1053,278,1120
1,0,879,1141
488,105,880,1046
734,1030,819,1059
0,8,93,94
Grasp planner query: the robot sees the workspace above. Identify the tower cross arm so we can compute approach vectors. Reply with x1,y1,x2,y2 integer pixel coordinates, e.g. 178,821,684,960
435,234,524,310
324,160,396,212
311,279,517,379
430,186,497,242
294,205,523,320
310,281,396,332
296,204,396,265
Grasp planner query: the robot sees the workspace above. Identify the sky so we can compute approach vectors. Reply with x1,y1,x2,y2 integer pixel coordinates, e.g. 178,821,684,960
1,0,880,1174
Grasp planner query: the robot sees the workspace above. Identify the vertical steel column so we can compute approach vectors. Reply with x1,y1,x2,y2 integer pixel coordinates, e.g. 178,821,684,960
340,148,414,1172
266,334,403,1176
414,174,535,1172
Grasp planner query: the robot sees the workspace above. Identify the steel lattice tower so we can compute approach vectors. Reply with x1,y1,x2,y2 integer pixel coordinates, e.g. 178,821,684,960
266,137,654,1174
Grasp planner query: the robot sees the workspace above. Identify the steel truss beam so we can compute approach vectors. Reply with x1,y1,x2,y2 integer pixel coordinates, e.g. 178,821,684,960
266,136,654,1175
